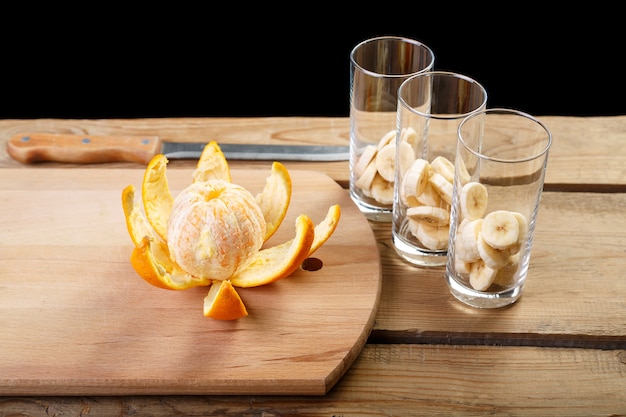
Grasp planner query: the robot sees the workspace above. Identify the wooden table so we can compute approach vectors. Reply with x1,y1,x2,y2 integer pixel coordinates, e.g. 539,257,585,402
1,116,625,416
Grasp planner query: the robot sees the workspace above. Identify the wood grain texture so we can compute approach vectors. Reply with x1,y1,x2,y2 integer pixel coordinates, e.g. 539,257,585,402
2,116,626,190
0,168,381,395
6,132,162,164
1,344,624,416
370,192,626,343
1,116,625,415
0,118,351,185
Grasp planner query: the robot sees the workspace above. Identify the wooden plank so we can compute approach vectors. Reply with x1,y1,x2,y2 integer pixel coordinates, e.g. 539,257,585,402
0,118,350,186
370,191,626,342
0,168,381,395
2,116,626,189
541,115,626,190
1,344,624,416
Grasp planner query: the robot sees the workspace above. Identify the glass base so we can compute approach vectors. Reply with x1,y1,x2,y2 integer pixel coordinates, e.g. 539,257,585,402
350,192,392,222
445,271,524,308
391,231,447,267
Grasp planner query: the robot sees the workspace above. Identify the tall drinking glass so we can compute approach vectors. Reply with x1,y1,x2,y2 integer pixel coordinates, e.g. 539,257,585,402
392,71,487,267
350,36,435,222
446,108,552,308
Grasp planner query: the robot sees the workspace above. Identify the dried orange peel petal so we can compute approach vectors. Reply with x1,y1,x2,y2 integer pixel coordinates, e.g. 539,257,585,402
256,161,292,241
131,236,212,290
230,214,315,288
122,184,161,246
142,154,173,241
193,141,231,183
203,280,248,320
309,204,341,256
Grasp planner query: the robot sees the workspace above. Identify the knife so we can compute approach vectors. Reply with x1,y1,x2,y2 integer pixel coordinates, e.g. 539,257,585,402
6,133,350,164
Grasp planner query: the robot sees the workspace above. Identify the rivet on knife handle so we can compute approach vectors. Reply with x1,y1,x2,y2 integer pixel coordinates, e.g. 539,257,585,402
7,133,161,164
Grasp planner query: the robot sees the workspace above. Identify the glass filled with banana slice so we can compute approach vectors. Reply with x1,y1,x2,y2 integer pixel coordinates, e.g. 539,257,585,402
445,108,552,308
391,71,488,267
349,36,435,222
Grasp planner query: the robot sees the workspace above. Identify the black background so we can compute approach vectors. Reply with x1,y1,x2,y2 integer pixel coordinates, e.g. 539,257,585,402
2,9,624,119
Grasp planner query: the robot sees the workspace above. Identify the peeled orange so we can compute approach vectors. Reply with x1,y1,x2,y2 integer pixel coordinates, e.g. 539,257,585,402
122,141,341,319
167,180,266,281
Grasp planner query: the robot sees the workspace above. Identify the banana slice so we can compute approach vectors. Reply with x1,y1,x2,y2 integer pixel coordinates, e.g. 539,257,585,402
512,211,528,243
412,221,450,250
407,206,449,226
476,233,510,269
430,156,456,184
397,140,416,176
402,158,431,205
469,259,498,291
453,220,472,273
400,127,418,145
456,217,469,235
493,253,520,287
416,182,443,207
481,210,520,250
354,145,377,178
428,172,453,205
454,254,472,274
459,181,488,220
376,130,396,150
458,218,483,263
375,143,396,182
399,183,417,207
355,158,378,194
503,212,528,256
369,174,394,205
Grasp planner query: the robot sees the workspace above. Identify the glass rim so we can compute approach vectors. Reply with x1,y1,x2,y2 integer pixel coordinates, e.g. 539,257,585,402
457,108,553,163
350,36,435,79
397,71,488,120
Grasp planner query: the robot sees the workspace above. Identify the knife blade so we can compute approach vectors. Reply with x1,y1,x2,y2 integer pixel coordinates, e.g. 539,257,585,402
6,133,350,164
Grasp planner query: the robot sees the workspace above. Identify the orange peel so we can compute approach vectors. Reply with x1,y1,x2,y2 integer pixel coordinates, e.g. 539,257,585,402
309,204,341,256
230,214,315,288
193,141,231,183
130,236,211,290
255,161,292,241
142,154,173,241
203,280,248,320
122,184,160,246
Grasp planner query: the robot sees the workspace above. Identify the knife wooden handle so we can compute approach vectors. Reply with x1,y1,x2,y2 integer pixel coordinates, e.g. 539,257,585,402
7,133,162,164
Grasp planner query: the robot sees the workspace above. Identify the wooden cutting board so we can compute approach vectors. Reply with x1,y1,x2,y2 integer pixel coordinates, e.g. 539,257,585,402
0,167,381,396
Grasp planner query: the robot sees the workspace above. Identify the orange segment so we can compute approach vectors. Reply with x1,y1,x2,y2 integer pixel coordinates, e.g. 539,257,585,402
309,204,341,256
130,236,212,290
121,184,160,246
193,141,232,183
203,280,248,320
255,161,292,241
142,154,173,241
230,214,315,288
